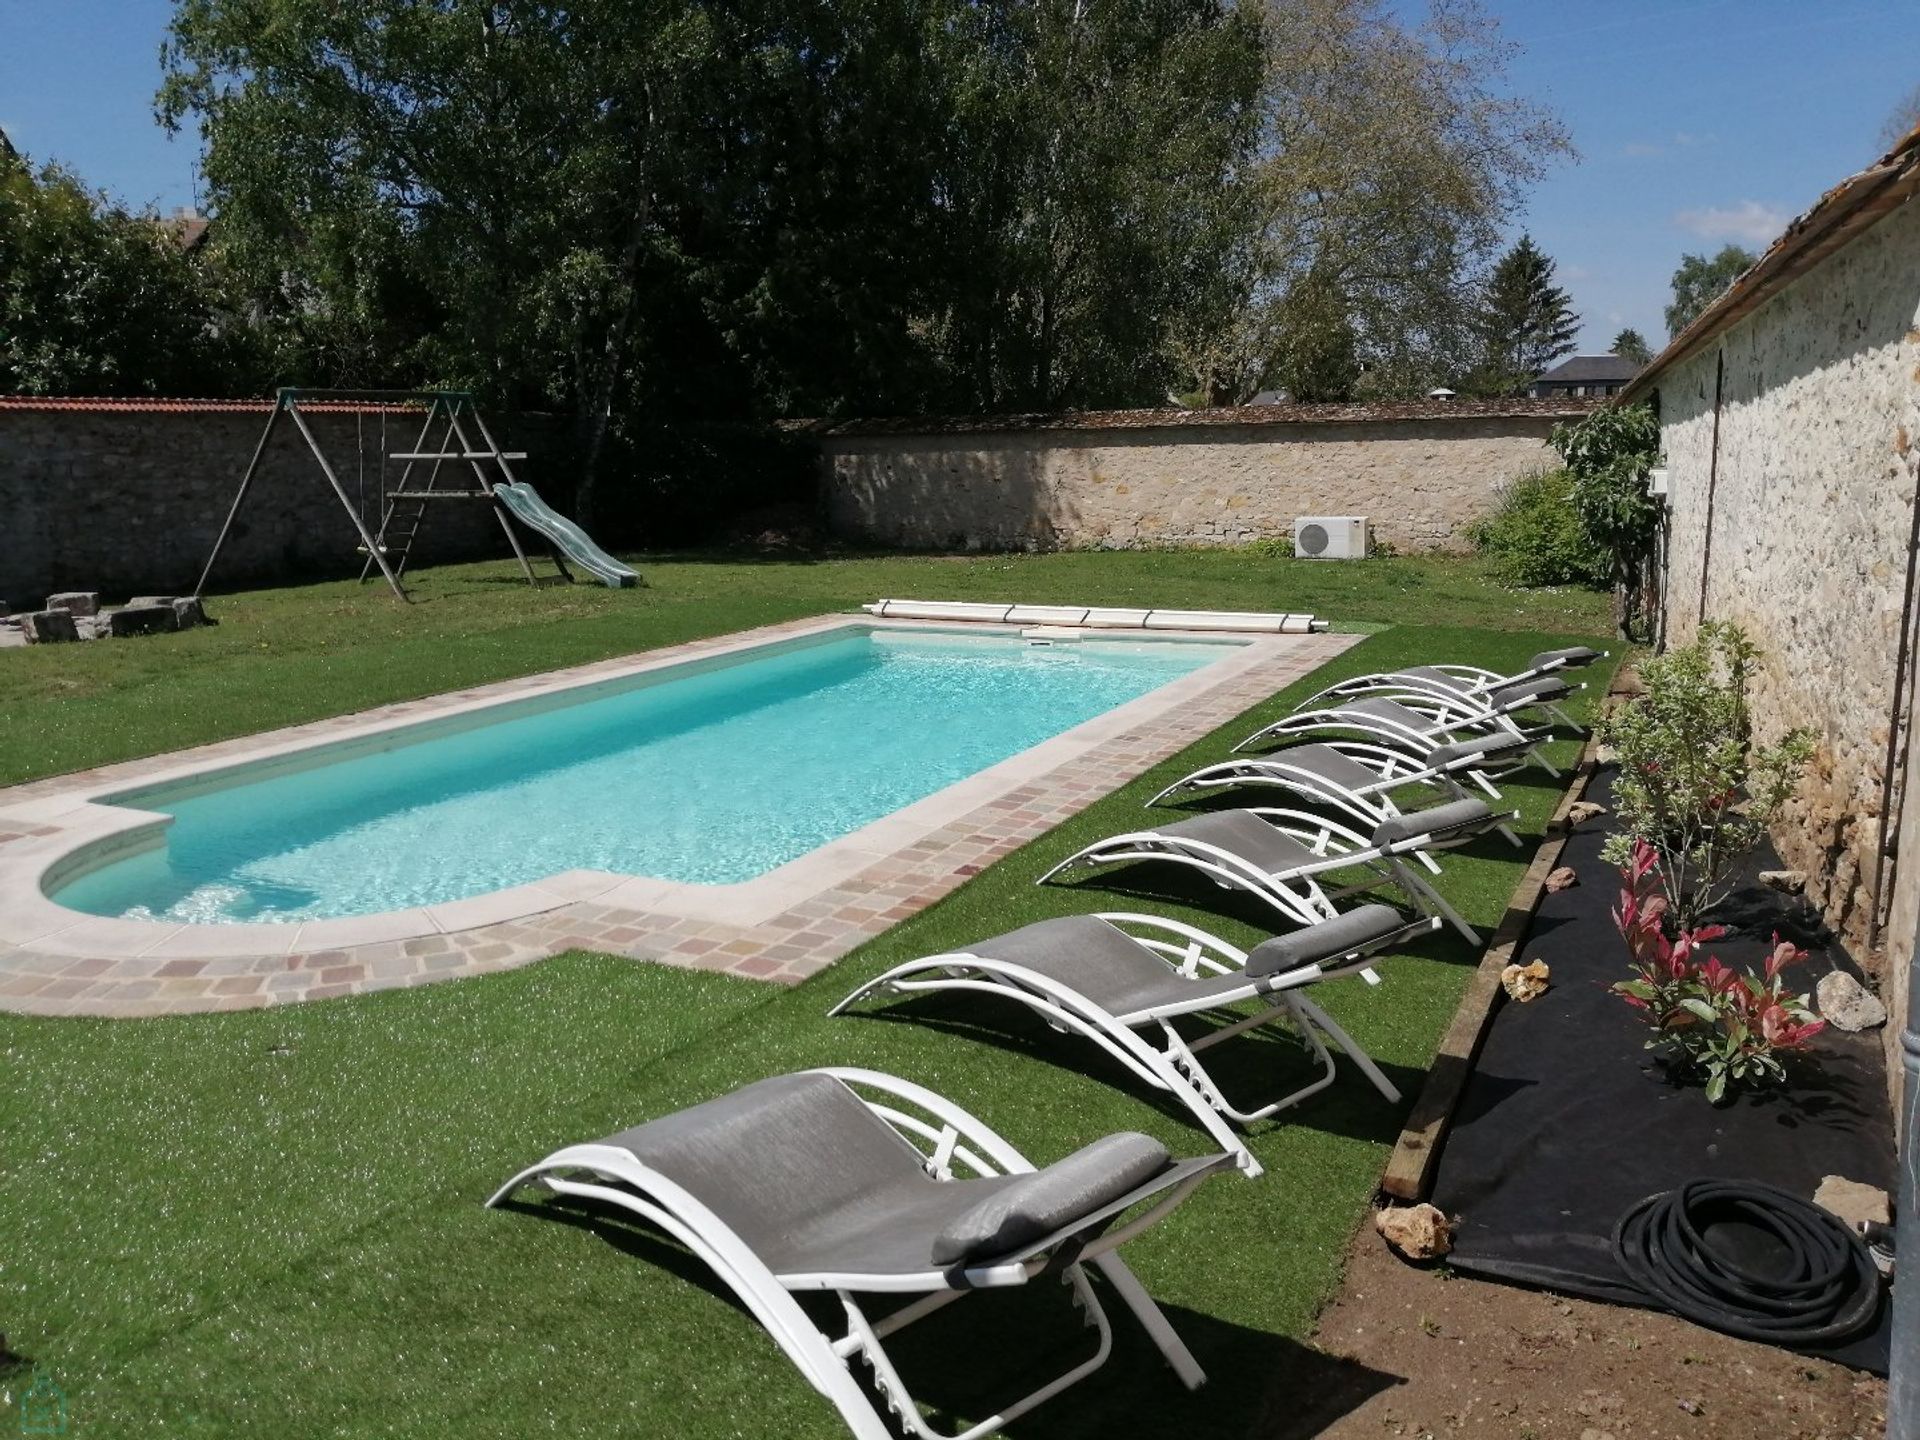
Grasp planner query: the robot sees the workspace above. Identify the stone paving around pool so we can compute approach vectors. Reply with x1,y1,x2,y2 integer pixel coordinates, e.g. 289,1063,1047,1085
0,616,1357,1017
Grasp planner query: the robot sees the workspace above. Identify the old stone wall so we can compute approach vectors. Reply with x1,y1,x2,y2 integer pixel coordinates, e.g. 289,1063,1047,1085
818,410,1571,553
0,405,564,603
1653,193,1920,1088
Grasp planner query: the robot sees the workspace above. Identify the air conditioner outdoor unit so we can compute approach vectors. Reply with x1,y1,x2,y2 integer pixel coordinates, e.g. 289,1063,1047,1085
1293,515,1369,559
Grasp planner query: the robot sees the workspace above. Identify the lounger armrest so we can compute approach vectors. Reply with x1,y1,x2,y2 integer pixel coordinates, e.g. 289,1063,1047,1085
1427,732,1531,768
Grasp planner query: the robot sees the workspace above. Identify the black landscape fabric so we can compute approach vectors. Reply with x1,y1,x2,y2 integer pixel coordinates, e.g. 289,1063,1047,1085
1427,770,1896,1373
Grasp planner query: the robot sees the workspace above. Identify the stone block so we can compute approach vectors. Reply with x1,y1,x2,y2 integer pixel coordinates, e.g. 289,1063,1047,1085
170,596,212,629
106,604,180,638
128,595,177,610
21,609,80,644
45,591,99,617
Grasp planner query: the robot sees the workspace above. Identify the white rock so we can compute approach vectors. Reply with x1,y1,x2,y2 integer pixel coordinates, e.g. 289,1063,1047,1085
1814,1175,1890,1228
1816,971,1887,1031
1374,1203,1453,1260
1759,869,1807,894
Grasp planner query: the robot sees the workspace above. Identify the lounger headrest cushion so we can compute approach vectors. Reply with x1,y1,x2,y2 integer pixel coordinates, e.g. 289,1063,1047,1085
930,1133,1172,1266
1371,798,1496,849
1527,645,1601,671
1427,732,1529,768
1489,675,1574,707
1246,903,1408,978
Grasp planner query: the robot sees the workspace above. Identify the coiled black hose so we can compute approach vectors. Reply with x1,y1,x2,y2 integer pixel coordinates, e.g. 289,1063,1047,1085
1611,1179,1881,1345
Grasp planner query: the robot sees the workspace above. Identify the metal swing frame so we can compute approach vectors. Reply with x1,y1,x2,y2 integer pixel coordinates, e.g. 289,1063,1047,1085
194,387,565,603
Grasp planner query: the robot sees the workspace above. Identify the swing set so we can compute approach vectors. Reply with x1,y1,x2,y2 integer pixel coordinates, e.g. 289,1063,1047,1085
196,388,636,603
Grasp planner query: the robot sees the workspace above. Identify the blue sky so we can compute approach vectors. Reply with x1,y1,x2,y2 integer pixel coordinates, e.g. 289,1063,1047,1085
3,0,1917,352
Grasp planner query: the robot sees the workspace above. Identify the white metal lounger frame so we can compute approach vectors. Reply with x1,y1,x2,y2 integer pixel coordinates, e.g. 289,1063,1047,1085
832,912,1437,1161
488,1067,1225,1440
1034,805,1487,944
1299,651,1607,729
1146,740,1524,848
1233,692,1560,782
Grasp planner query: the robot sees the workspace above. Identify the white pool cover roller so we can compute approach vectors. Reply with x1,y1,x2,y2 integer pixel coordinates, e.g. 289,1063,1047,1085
864,599,1326,634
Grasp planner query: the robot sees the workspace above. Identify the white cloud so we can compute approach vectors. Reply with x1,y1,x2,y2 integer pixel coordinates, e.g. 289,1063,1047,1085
1623,131,1717,159
1673,199,1790,246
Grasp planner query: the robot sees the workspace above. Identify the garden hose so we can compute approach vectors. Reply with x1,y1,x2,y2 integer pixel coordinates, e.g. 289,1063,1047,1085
1610,1179,1882,1345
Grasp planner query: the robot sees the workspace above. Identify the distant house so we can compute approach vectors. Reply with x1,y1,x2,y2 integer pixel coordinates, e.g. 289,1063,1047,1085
1528,354,1639,399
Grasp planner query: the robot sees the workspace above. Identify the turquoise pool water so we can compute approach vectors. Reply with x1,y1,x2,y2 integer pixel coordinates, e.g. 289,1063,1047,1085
54,628,1227,923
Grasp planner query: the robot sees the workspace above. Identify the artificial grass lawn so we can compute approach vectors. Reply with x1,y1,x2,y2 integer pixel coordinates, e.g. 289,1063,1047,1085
1,619,1618,1438
0,548,1607,788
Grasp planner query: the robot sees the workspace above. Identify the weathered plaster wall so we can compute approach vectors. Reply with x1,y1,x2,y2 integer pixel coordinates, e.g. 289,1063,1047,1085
1654,193,1920,1085
0,408,558,602
820,415,1564,553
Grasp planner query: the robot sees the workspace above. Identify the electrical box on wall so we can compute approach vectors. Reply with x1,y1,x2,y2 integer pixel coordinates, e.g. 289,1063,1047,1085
1293,516,1370,559
1647,466,1670,498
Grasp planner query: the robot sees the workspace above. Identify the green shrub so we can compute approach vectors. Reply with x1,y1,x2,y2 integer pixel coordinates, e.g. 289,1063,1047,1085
1468,467,1608,588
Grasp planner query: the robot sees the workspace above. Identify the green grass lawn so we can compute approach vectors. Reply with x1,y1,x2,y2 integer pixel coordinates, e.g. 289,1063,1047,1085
0,562,1618,1437
0,548,1606,788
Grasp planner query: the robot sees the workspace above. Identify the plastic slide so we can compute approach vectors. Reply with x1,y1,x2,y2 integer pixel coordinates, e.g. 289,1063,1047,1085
494,482,639,588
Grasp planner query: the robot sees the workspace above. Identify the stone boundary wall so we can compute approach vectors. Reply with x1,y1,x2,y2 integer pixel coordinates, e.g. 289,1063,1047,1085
0,404,564,603
1651,193,1920,1090
813,399,1587,553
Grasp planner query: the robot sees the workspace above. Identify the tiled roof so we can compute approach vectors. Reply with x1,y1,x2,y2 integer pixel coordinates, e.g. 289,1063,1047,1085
0,395,420,415
1533,354,1640,385
791,395,1595,438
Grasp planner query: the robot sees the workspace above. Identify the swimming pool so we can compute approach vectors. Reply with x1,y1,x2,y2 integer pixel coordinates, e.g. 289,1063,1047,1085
51,627,1229,924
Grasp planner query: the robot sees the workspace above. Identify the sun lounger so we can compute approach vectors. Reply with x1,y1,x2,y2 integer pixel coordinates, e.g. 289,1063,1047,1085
1036,804,1502,943
1147,739,1526,846
833,908,1437,1161
489,1067,1234,1440
1299,646,1605,727
1234,694,1562,779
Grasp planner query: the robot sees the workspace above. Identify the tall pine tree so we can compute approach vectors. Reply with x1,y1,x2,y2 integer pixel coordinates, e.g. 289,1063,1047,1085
1469,234,1578,395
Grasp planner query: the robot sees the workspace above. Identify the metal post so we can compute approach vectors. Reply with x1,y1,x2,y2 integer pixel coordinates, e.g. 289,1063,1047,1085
1892,922,1919,1437
285,400,411,602
193,400,284,598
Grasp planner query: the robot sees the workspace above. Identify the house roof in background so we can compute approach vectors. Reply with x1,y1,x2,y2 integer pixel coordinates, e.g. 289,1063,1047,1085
791,396,1595,439
1533,354,1639,385
1624,119,1920,402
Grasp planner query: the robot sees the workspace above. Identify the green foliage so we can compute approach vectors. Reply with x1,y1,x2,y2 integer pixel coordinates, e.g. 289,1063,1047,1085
1610,327,1652,366
160,0,1265,528
1467,232,1578,395
1245,533,1296,558
1467,467,1607,589
1270,267,1360,402
0,159,258,394
1612,843,1825,1105
1664,244,1757,338
1600,622,1817,930
1552,400,1663,636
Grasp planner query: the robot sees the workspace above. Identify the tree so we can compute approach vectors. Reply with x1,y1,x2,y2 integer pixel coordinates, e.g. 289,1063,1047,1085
1664,245,1755,338
1467,234,1578,395
161,0,1266,531
1611,327,1652,366
0,157,252,395
1880,82,1920,150
1166,0,1573,405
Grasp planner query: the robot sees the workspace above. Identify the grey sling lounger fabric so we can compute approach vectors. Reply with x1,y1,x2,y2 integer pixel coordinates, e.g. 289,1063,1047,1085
491,1068,1231,1440
835,908,1431,1161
